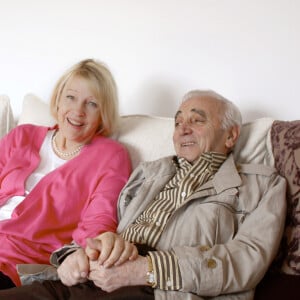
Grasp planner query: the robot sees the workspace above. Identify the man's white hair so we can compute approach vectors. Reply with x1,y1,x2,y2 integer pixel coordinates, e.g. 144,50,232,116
182,89,242,130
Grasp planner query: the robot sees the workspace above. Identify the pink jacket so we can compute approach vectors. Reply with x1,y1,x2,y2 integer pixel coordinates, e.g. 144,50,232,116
0,124,131,285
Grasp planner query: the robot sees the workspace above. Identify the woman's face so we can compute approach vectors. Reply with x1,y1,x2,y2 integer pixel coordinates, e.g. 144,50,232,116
57,75,102,144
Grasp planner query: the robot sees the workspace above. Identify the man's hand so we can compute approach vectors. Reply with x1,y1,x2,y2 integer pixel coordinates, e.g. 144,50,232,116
57,248,89,286
88,255,148,292
85,232,138,267
57,232,138,287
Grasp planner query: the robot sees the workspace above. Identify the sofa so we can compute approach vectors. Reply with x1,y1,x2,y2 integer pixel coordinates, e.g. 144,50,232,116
0,93,299,299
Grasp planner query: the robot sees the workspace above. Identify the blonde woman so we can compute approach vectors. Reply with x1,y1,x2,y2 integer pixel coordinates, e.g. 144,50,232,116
0,59,131,288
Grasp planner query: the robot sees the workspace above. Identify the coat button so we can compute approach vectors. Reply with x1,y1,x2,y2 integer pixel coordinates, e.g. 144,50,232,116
207,259,217,269
200,245,211,252
166,279,172,287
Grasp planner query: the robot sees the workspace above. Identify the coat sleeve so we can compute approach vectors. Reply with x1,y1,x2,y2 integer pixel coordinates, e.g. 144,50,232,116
72,147,132,247
173,173,287,296
117,163,146,221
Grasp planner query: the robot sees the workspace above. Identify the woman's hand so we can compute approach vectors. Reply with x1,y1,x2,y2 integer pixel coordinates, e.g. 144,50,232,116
57,248,89,286
85,232,138,267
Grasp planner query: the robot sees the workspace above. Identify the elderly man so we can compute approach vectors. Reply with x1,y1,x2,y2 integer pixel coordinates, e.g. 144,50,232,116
0,90,286,299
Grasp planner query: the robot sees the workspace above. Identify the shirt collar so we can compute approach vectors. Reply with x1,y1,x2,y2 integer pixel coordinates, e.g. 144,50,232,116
175,152,227,172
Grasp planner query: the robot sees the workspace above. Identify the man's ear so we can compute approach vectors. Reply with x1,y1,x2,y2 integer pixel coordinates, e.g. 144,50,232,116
225,125,240,149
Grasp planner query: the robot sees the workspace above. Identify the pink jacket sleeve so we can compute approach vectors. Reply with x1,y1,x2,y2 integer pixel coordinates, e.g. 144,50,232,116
73,146,132,247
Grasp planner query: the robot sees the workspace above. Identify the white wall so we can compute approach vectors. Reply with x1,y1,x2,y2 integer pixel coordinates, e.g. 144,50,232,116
0,0,299,122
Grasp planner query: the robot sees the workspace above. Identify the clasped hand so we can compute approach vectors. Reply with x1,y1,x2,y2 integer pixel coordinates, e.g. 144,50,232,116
57,232,148,292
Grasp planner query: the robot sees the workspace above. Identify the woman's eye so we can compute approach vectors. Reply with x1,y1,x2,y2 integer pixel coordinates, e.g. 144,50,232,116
87,101,98,108
66,95,75,100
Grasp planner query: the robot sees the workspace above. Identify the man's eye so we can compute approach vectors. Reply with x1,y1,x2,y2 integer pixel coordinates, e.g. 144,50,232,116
175,120,182,127
192,118,204,124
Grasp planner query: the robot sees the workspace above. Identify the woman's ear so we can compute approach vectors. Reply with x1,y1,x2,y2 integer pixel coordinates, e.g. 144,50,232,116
225,125,240,149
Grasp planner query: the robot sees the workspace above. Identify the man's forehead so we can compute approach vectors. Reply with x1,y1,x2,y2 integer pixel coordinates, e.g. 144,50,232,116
176,96,219,114
184,95,219,105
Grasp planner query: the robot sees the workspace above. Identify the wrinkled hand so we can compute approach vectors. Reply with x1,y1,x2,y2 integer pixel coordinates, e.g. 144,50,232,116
85,232,138,267
57,248,89,286
88,255,148,292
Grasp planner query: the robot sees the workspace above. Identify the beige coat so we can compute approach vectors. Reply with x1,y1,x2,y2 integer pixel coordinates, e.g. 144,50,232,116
117,154,287,300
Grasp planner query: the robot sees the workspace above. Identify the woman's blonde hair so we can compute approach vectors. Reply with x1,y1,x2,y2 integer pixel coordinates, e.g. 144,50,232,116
50,59,119,136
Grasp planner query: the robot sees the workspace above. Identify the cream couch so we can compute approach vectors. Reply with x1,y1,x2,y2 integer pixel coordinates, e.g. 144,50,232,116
6,93,275,169
0,95,14,139
0,93,299,299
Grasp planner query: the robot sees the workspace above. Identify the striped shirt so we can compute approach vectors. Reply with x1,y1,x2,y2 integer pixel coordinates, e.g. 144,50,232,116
122,152,226,290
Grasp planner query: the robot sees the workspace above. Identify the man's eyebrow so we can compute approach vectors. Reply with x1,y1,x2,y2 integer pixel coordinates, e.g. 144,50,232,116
174,110,182,119
191,108,206,118
175,108,207,120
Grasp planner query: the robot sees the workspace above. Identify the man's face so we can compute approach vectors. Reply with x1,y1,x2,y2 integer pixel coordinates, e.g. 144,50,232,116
173,96,231,164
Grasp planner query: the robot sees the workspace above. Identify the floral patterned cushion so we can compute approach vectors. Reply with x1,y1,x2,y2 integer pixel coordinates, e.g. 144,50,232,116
271,120,300,275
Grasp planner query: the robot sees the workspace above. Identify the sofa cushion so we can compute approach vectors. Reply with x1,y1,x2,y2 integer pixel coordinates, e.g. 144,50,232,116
0,94,14,139
17,93,56,126
271,120,300,275
117,115,175,169
233,117,274,166
255,120,300,299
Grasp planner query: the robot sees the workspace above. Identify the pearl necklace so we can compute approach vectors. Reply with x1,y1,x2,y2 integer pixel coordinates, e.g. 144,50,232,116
52,132,84,159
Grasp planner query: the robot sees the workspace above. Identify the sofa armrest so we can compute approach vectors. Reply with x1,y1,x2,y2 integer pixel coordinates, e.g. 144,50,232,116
0,95,14,138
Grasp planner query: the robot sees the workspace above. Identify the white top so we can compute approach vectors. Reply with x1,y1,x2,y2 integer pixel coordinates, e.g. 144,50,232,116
0,130,65,220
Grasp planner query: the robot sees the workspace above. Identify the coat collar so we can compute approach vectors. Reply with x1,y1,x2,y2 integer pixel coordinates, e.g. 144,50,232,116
205,153,242,193
141,153,242,194
117,154,242,232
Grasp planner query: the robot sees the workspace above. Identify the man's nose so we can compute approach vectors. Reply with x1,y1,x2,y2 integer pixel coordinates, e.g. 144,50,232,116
180,121,192,134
